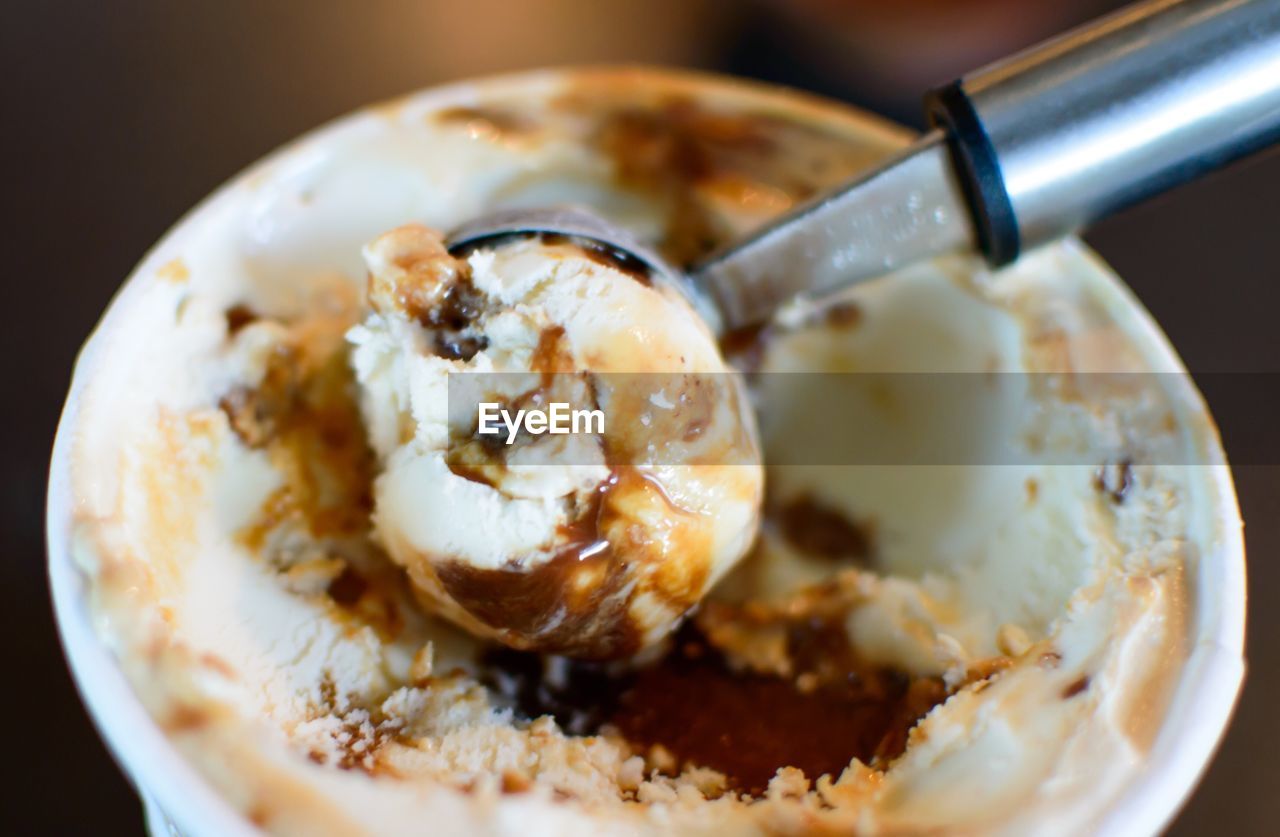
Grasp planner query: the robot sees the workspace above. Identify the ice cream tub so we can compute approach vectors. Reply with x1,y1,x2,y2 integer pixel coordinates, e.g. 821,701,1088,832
48,67,1245,835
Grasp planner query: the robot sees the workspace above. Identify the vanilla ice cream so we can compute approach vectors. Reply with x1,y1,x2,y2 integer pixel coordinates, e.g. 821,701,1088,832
347,225,762,657
48,69,1243,837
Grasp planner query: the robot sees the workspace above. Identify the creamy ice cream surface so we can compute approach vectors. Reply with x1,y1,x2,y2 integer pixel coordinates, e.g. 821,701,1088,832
50,70,1242,836
348,225,762,657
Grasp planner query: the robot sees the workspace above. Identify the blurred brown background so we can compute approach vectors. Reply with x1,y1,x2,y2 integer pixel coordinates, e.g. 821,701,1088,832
3,0,1277,832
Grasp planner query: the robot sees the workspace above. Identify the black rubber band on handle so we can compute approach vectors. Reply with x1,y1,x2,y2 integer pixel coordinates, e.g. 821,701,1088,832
925,81,1020,267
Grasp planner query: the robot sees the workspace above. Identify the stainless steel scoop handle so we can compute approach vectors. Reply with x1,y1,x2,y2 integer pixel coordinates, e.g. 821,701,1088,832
454,0,1280,333
925,0,1280,265
698,0,1280,328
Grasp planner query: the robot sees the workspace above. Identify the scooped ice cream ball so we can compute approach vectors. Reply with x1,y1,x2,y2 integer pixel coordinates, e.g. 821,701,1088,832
348,224,763,658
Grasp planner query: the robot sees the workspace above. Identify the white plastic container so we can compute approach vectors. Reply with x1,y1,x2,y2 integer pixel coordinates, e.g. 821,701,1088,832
48,68,1246,836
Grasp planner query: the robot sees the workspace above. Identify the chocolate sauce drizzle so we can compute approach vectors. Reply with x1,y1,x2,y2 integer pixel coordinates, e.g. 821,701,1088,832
480,619,947,796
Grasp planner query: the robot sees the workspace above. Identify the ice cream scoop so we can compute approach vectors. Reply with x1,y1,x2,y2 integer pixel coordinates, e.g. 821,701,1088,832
451,0,1280,332
349,225,763,658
